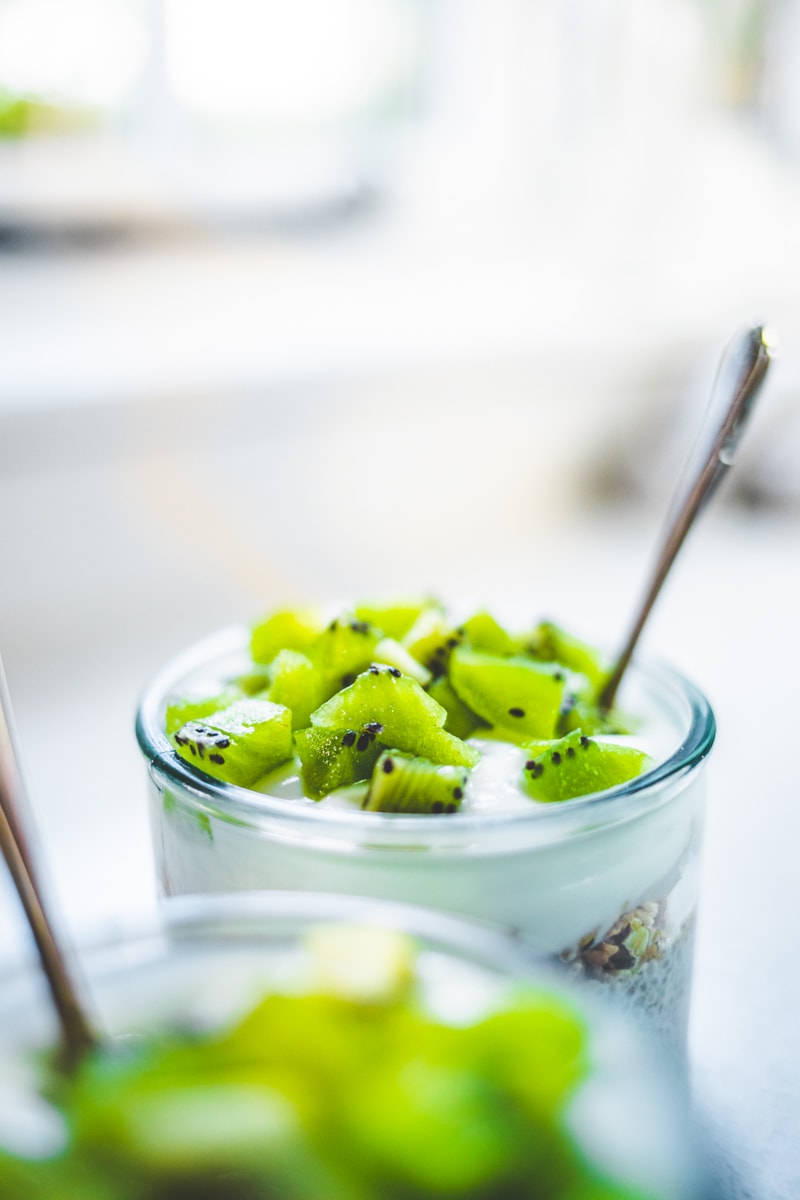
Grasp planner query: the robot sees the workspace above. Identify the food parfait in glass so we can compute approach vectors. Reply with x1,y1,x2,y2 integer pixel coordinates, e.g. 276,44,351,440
136,600,715,1052
0,892,698,1198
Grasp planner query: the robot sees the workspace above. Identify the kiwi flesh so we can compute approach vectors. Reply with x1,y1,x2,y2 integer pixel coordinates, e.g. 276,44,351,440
556,693,630,738
426,676,485,741
373,637,432,686
172,699,293,787
295,724,385,800
402,608,463,677
521,731,652,803
527,621,607,694
448,648,567,742
459,611,518,656
264,649,326,730
354,600,433,641
364,751,469,814
310,666,479,768
308,616,382,693
251,608,322,665
165,685,244,736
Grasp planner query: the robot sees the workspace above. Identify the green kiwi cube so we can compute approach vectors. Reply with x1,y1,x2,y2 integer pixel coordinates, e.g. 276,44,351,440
295,724,385,800
426,677,485,740
364,751,470,814
521,731,652,802
173,699,293,787
556,693,631,738
402,607,463,677
460,611,518,656
310,667,479,768
373,637,432,686
353,599,433,641
527,621,607,693
236,668,272,696
250,608,322,665
448,648,567,742
265,649,326,730
165,685,244,736
308,616,382,692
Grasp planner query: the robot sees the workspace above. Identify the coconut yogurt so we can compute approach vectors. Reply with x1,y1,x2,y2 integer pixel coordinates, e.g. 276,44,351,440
137,624,715,1050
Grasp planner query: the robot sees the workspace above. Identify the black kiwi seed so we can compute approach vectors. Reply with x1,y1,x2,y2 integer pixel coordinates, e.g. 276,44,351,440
551,752,561,765
453,786,463,800
342,730,357,747
369,665,381,675
531,762,544,778
350,620,370,635
431,801,445,814
216,738,230,749
566,747,575,758
525,760,536,770
365,721,384,733
341,673,356,688
447,637,459,648
508,707,525,718
389,667,402,678
580,736,591,749
175,734,186,746
189,744,197,755
382,758,394,774
197,744,205,758
356,733,371,752
446,803,456,813
554,671,565,683
209,753,225,765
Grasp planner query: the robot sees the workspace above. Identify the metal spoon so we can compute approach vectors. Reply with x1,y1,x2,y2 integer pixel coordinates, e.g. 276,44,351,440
598,325,774,712
0,656,97,1069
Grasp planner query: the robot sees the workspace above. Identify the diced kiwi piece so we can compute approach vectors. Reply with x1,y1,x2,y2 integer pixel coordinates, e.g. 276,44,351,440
527,621,607,693
556,692,630,738
295,724,385,800
354,599,433,641
236,668,272,696
308,615,381,693
265,649,326,730
310,666,479,768
460,611,518,656
448,648,567,742
165,685,243,736
521,730,652,803
251,608,322,665
373,637,432,686
402,608,463,677
426,676,484,740
172,699,293,787
364,751,469,814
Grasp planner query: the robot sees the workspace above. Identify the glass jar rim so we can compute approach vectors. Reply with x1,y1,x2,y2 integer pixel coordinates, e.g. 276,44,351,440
135,625,716,848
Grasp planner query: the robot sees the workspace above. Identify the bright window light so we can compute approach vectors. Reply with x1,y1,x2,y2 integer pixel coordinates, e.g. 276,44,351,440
0,0,147,107
166,0,419,124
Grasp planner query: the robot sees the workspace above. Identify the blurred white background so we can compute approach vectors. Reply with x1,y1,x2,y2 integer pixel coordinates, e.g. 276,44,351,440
0,3,799,1195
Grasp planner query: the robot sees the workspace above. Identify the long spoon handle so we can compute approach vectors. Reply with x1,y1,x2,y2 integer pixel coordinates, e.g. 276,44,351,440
598,326,773,712
0,659,97,1069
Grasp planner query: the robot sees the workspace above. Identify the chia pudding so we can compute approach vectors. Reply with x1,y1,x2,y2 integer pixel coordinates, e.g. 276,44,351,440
136,602,715,1051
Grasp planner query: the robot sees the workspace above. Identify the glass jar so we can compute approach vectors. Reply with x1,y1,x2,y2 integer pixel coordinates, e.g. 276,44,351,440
137,626,715,1050
0,892,698,1198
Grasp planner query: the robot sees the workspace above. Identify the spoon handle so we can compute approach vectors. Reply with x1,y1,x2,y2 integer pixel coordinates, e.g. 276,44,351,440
598,326,773,712
0,660,97,1069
